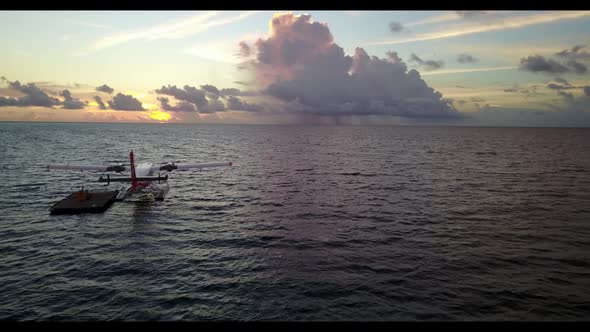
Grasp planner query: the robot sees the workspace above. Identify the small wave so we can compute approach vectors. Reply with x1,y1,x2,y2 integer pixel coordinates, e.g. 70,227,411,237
295,168,314,172
259,202,284,207
339,172,379,177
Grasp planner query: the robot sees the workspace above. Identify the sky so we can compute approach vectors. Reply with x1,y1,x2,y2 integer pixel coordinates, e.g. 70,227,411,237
1,10,590,126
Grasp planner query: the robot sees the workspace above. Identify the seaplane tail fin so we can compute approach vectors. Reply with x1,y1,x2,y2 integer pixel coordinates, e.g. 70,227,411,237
130,150,138,188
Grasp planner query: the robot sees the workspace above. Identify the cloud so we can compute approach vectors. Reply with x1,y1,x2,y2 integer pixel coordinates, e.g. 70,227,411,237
455,11,488,19
544,83,590,113
247,13,335,85
501,84,542,98
185,40,244,64
88,11,258,53
96,84,114,94
389,22,404,33
94,95,107,110
404,12,461,27
558,91,574,100
107,93,144,111
546,78,575,90
59,89,72,100
519,55,569,73
199,98,226,113
554,77,572,86
457,53,477,63
5,81,61,107
0,80,88,110
520,49,588,74
556,44,590,60
157,97,196,112
0,96,19,107
238,41,251,57
156,85,208,109
60,89,86,109
566,59,588,74
368,11,590,46
545,78,589,104
386,51,402,63
220,88,241,96
466,105,590,127
240,13,459,119
454,11,511,25
474,102,491,112
546,82,572,90
226,96,264,112
200,84,220,95
409,53,444,70
420,66,517,76
503,85,523,93
155,84,260,113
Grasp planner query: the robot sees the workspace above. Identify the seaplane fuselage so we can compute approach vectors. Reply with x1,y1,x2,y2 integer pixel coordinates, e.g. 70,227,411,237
115,152,170,201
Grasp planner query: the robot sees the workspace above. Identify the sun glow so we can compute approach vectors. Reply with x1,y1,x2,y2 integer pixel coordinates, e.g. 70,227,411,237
149,110,172,122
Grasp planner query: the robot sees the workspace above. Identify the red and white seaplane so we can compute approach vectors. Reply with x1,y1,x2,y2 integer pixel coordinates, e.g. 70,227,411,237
48,151,232,201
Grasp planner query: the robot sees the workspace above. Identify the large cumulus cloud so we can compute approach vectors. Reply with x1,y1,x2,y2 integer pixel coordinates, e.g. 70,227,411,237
238,13,458,119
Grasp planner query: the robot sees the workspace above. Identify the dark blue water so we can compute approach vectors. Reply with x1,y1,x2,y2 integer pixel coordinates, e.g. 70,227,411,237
0,122,589,320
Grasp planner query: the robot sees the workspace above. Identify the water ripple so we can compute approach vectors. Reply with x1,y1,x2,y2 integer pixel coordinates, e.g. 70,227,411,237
0,123,589,320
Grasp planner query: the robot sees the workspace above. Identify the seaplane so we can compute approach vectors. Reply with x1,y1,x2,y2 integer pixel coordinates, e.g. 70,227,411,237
48,150,233,202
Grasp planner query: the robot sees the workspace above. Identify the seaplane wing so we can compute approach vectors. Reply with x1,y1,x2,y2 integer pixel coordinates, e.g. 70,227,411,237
48,163,126,172
153,161,232,173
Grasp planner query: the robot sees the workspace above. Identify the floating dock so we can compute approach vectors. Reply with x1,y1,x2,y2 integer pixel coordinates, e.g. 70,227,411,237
49,190,119,215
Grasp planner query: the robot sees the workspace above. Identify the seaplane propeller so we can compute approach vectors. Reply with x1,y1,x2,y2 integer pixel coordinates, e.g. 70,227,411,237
159,162,178,172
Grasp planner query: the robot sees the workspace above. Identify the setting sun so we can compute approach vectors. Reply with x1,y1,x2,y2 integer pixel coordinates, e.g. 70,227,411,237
148,110,172,122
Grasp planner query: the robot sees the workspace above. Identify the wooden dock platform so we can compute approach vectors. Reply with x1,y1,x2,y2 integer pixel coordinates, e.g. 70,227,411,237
49,190,119,215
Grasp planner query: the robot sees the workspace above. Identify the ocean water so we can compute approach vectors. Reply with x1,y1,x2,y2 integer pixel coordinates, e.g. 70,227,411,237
0,122,589,321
